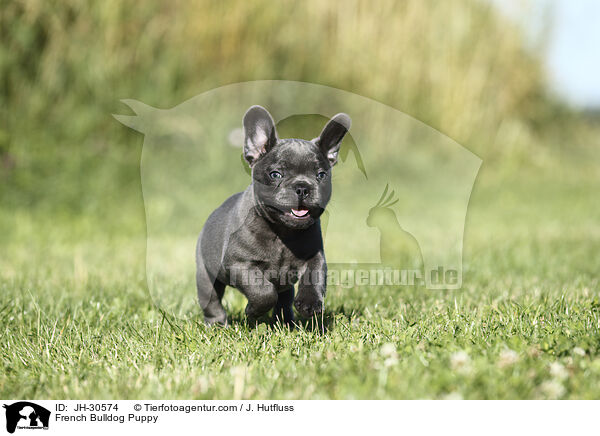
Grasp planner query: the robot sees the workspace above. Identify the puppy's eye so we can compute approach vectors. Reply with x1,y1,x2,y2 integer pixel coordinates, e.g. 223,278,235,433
269,171,283,179
317,171,327,180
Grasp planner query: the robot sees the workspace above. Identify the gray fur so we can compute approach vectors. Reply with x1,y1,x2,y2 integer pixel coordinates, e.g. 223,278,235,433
196,105,351,326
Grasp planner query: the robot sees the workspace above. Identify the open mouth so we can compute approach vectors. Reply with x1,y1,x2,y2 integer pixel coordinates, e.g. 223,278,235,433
290,208,310,218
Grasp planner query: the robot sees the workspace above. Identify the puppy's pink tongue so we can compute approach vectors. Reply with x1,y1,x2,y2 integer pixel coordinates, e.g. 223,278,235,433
291,208,309,217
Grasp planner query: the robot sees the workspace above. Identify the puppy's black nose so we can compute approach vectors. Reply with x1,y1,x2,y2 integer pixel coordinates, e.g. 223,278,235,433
294,184,310,199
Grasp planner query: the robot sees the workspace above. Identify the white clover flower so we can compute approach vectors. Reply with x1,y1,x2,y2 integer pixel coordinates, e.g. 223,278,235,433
450,351,472,374
442,391,463,400
380,343,398,367
380,343,396,358
540,380,566,399
573,347,586,357
498,349,520,368
384,357,399,368
549,362,568,380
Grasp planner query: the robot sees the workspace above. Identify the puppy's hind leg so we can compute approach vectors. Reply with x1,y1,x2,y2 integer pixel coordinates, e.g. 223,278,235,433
196,261,227,326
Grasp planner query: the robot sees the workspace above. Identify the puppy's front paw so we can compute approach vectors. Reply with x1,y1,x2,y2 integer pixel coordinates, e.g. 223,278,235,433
294,296,323,318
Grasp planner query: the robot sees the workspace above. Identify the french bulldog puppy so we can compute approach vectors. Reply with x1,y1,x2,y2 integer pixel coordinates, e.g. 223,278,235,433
196,105,351,325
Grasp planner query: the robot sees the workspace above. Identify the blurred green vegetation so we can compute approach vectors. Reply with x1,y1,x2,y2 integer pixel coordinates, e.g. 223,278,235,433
2,0,597,221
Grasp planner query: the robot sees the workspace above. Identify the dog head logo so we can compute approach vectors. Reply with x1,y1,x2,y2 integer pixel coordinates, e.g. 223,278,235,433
3,402,50,434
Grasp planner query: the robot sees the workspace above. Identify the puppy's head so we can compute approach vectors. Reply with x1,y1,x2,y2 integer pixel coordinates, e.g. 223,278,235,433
243,105,351,230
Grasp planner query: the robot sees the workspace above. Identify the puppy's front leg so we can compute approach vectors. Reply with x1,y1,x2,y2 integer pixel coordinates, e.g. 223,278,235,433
295,252,327,318
233,266,279,324
273,286,295,325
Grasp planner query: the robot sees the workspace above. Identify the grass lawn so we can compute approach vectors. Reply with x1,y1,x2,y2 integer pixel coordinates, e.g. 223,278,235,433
1,150,599,399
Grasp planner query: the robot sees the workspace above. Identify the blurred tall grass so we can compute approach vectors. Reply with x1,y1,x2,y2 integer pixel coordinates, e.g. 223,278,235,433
0,0,594,220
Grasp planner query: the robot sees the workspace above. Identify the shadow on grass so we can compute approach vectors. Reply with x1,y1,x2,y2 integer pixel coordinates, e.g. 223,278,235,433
160,283,429,338
219,304,367,334
182,285,428,334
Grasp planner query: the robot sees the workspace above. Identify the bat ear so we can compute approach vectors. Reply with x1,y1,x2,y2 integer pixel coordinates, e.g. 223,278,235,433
243,105,278,166
313,113,351,166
